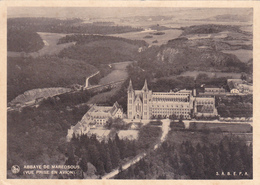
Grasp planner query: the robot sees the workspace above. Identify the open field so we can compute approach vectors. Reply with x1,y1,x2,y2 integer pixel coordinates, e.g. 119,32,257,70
221,49,252,63
8,32,75,57
109,29,182,46
179,70,241,79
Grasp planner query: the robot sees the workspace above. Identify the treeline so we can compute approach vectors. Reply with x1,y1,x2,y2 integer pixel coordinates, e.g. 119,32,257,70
8,17,143,34
115,136,252,179
8,29,44,52
180,24,243,36
57,34,147,47
68,134,138,176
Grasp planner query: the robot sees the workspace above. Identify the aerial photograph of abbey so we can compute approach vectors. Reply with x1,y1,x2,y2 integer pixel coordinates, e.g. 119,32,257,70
7,7,253,179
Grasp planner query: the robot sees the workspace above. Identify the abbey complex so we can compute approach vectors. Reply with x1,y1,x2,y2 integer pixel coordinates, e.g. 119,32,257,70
127,80,218,120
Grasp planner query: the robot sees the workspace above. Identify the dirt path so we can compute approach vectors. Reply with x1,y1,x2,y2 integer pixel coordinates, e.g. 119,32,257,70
102,119,171,179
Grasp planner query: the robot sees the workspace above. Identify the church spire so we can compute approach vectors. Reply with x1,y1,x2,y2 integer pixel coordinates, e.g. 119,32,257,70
128,79,133,92
142,79,149,91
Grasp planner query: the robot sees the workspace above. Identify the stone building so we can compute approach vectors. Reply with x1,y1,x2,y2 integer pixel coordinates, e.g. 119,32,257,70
127,80,218,120
67,102,123,140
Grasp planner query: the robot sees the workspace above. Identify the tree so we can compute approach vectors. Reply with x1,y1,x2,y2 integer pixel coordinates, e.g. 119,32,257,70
79,156,88,172
105,152,113,173
96,160,105,175
111,142,120,168
193,152,205,179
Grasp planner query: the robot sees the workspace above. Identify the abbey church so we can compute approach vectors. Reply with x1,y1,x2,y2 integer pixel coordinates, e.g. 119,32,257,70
127,80,218,120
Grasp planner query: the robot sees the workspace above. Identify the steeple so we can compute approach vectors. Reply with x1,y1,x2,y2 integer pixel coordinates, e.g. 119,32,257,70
128,79,133,92
142,79,149,91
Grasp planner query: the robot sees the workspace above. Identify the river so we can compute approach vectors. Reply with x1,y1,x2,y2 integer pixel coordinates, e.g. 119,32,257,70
87,61,134,104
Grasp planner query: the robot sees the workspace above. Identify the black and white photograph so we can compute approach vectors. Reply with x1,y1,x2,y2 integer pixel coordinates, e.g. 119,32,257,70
5,4,254,180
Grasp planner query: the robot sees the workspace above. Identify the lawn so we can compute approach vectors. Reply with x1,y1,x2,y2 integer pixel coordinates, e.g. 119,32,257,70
118,130,139,140
190,122,252,133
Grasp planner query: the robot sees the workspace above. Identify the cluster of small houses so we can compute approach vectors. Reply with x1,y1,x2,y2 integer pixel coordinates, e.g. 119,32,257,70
201,79,252,96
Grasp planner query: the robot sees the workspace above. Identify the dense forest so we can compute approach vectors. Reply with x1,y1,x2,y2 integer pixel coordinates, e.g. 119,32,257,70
180,24,250,36
8,29,44,52
7,89,96,178
115,136,252,179
7,56,98,102
58,35,146,66
8,17,143,34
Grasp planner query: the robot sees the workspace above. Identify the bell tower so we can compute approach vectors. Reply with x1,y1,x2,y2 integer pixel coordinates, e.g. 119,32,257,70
127,79,134,119
142,79,150,120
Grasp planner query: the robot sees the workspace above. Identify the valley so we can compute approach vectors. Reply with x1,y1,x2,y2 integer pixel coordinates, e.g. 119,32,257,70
6,8,253,180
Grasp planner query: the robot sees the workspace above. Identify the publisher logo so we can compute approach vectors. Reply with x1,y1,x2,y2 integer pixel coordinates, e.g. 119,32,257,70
11,165,20,174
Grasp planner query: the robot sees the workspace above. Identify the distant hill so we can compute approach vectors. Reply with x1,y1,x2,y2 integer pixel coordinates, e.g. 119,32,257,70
180,24,245,36
8,17,143,34
7,56,98,102
8,29,44,52
58,35,147,66
135,35,251,79
206,14,253,23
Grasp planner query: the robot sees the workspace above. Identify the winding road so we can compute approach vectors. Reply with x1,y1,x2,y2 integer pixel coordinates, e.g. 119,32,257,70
102,119,171,179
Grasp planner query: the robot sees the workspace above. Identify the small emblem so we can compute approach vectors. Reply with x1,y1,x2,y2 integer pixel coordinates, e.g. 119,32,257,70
11,165,20,174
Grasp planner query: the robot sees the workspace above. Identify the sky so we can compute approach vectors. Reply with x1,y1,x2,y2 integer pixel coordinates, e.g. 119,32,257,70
7,7,253,21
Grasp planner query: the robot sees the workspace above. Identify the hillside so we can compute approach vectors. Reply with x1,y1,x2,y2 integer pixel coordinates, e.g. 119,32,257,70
180,24,248,36
8,29,44,52
58,35,147,65
7,56,98,102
